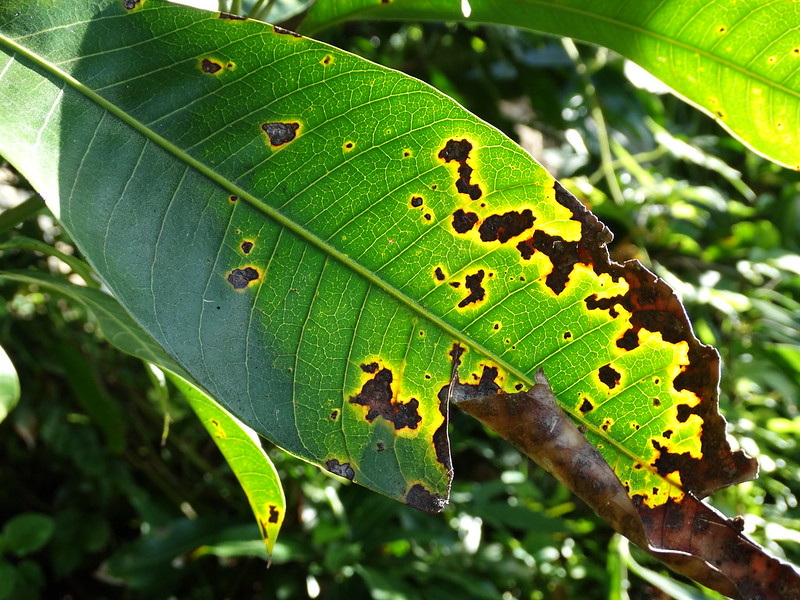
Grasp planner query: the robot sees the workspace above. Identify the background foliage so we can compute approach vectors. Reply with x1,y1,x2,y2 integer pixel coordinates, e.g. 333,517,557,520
1,5,799,599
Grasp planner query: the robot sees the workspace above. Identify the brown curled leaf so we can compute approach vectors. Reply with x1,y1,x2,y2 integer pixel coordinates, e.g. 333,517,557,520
453,370,800,600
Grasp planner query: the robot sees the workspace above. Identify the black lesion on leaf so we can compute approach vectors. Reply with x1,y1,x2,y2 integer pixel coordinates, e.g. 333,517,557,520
406,483,446,513
201,58,223,74
123,0,140,9
261,122,300,146
616,328,639,351
579,397,594,414
376,442,386,452
434,267,446,281
451,209,478,234
598,364,621,389
240,241,254,254
330,410,339,420
326,459,355,481
663,429,673,439
563,331,572,340
227,267,259,290
349,367,422,430
228,195,238,203
273,25,302,37
218,11,246,19
676,403,694,423
268,505,280,523
437,139,482,200
478,209,535,243
410,196,423,208
458,269,486,308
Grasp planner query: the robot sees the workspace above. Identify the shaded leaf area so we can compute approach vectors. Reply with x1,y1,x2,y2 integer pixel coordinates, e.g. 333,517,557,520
0,270,285,556
301,0,800,171
0,0,757,515
453,369,800,600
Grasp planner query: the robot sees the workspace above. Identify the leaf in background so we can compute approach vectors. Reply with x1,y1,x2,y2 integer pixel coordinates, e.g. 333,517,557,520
170,374,285,558
0,343,20,424
300,0,800,171
0,0,752,520
0,270,284,556
455,371,800,599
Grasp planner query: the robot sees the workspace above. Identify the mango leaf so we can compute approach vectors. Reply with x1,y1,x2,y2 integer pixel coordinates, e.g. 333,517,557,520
170,374,285,558
455,371,800,599
0,270,284,556
0,343,20,424
0,0,755,509
300,0,800,171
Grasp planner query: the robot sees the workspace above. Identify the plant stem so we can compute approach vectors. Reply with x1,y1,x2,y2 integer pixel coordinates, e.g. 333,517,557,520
0,195,46,235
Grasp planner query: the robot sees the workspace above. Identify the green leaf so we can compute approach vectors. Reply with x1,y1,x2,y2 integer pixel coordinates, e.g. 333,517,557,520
1,513,54,557
0,0,753,512
301,0,800,171
0,344,20,424
170,373,285,557
0,270,284,556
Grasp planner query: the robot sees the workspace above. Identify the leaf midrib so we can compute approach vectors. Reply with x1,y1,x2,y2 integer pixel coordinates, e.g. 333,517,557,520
0,24,676,488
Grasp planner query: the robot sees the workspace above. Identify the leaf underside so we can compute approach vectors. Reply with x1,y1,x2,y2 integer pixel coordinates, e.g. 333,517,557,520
0,0,754,513
301,0,800,171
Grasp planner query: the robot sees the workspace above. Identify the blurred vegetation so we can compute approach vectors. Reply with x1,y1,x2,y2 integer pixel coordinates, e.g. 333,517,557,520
1,8,799,600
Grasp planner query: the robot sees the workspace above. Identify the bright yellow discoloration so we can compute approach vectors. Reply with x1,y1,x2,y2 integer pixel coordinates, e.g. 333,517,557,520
643,471,685,508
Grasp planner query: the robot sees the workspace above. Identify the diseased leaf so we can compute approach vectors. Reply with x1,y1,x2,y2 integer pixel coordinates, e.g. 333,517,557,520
0,270,284,556
454,371,800,599
301,0,800,171
0,0,752,520
171,374,285,558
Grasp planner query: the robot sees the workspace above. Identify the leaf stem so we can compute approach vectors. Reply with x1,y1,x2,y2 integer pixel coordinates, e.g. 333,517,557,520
0,195,46,235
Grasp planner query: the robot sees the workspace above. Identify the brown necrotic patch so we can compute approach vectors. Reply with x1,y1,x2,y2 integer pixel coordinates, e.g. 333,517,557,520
227,267,259,290
326,459,355,481
123,0,141,9
228,195,238,203
434,267,446,281
218,11,246,19
349,364,421,430
516,180,758,496
321,55,333,66
200,58,223,74
240,241,254,254
478,209,535,243
406,483,446,513
458,269,486,308
268,505,280,523
579,397,594,414
262,122,300,146
451,209,478,234
437,139,482,200
598,364,621,389
410,196,423,208
616,328,639,350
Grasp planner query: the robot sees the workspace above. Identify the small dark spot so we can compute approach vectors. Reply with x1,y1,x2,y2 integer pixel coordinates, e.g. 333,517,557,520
515,383,524,391
326,459,355,481
261,122,300,146
654,377,661,385
240,241,254,254
403,150,411,158
451,209,478,234
438,139,482,200
449,281,461,288
518,275,525,282
676,404,694,423
424,213,432,220
563,331,572,340
273,25,302,37
321,55,333,65
493,323,500,330
579,398,594,414
653,487,660,496
406,483,446,513
601,419,611,432
419,330,425,337
123,0,140,9
268,504,280,523
330,410,339,420
360,362,379,374
344,141,354,150
228,195,238,203
201,58,223,74
376,442,386,452
478,209,535,243
718,26,726,33
410,196,423,208
424,374,431,380
634,424,640,430
598,364,621,389
634,463,642,470
729,516,745,533
431,184,438,190
663,429,673,439
653,398,662,407
616,328,639,350
381,0,391,4
216,306,220,310
219,11,246,20
227,267,259,290
716,110,723,117
458,269,486,308
794,47,800,55
434,267,446,281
